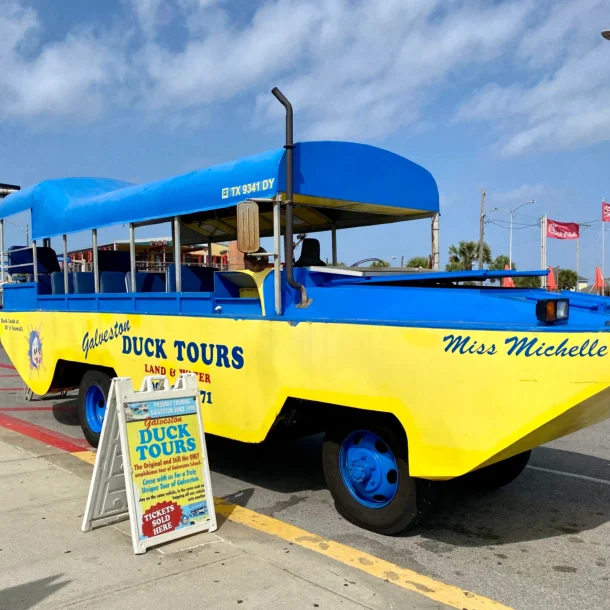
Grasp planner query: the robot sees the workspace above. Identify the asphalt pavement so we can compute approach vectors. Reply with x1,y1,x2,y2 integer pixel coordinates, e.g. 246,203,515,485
0,347,608,610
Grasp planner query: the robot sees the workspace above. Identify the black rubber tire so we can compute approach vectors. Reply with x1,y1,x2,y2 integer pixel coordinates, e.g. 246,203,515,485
462,450,531,491
322,417,434,535
77,370,111,448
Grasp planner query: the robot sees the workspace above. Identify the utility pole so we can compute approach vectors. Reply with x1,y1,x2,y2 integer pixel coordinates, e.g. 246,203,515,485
478,188,485,269
540,215,547,288
575,224,590,287
603,214,605,284
25,224,29,247
509,210,513,269
576,237,579,283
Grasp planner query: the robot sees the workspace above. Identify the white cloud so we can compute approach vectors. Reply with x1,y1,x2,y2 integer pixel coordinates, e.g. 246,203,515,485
486,184,548,210
456,0,610,155
0,0,534,132
0,1,126,120
253,0,534,139
130,0,164,37
1,0,608,157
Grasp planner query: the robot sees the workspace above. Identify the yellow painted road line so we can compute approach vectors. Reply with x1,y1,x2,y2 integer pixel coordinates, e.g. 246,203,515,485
72,450,97,464
213,498,512,610
70,448,511,610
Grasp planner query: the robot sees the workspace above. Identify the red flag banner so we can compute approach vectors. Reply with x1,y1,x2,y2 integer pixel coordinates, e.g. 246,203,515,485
602,201,610,222
546,219,579,240
547,267,557,290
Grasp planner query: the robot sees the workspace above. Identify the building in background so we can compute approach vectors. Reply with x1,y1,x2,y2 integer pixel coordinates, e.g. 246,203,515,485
69,238,228,272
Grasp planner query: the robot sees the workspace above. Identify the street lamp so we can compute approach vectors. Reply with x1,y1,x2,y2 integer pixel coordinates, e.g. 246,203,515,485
602,30,610,40
489,200,536,269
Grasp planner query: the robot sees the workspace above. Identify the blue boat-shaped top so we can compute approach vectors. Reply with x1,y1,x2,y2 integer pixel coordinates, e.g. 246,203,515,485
0,141,439,240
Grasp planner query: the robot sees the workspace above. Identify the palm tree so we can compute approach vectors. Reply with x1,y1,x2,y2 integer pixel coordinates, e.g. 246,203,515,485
406,256,430,269
488,254,515,284
369,260,390,268
489,254,514,272
446,241,491,271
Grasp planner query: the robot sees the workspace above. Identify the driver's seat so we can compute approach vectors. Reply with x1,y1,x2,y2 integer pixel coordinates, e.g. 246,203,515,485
294,238,326,267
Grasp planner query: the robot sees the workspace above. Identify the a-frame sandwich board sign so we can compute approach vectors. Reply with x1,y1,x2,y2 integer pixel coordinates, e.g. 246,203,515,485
82,374,217,554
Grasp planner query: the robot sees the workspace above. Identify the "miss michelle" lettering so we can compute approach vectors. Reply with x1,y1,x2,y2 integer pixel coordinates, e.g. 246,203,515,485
443,334,607,358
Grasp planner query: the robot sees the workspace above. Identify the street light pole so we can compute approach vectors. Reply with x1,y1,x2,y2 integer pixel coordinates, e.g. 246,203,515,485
489,200,536,269
602,30,610,40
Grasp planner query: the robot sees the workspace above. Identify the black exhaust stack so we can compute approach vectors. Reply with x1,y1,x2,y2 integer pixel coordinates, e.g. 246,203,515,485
0,183,20,198
271,87,310,308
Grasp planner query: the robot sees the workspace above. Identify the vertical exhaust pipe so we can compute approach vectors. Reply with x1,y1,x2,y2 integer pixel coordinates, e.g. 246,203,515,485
271,87,310,308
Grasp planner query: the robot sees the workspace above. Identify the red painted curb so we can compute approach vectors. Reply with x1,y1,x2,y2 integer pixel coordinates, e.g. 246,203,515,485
0,406,77,412
0,413,91,452
0,374,20,377
0,363,16,370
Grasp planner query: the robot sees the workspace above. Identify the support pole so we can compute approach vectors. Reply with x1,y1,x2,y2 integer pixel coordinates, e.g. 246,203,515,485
0,220,4,284
431,213,440,271
274,196,282,315
576,237,580,292
331,224,337,266
173,217,181,292
478,188,486,269
171,221,176,261
92,230,99,293
207,237,212,267
63,235,69,293
32,241,38,282
129,223,136,292
603,222,606,290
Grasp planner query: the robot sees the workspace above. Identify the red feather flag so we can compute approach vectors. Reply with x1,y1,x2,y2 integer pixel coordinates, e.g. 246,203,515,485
546,219,579,240
595,267,604,291
547,267,557,291
502,265,515,288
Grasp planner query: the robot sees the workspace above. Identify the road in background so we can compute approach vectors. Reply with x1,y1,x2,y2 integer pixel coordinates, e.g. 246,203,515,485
0,348,608,610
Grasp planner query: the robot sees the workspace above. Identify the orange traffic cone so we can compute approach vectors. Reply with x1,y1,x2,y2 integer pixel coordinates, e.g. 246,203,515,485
547,267,557,291
502,264,515,288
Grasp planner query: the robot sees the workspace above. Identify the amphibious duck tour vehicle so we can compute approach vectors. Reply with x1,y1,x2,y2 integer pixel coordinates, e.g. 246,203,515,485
1,89,609,534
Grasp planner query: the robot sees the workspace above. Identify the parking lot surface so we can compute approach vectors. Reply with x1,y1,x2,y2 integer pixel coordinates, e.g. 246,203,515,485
0,348,608,610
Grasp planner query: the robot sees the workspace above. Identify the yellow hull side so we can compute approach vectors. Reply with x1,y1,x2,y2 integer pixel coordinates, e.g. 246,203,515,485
3,311,610,479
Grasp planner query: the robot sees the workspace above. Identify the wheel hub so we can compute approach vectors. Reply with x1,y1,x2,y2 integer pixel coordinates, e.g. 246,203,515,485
338,430,399,509
348,456,375,484
85,384,106,434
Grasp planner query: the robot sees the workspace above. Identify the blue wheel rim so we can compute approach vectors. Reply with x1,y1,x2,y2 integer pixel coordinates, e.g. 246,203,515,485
339,430,399,509
85,384,106,434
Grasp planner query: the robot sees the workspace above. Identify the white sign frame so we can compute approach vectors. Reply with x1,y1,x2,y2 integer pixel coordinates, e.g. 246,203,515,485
83,374,217,555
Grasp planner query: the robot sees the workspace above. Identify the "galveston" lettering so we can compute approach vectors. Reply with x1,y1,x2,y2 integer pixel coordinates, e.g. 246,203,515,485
82,321,131,359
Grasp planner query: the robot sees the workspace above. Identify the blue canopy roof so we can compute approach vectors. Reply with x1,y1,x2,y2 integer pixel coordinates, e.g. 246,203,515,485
0,141,439,240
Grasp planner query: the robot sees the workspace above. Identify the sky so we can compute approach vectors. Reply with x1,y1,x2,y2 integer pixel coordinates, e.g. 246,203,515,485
0,0,609,278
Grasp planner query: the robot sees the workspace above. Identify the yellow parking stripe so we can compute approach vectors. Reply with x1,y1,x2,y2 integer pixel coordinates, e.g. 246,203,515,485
72,450,97,464
72,450,511,610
